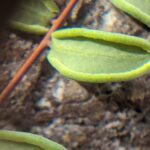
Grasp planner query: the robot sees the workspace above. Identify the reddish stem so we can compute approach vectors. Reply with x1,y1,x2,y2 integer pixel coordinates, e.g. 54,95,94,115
0,0,78,103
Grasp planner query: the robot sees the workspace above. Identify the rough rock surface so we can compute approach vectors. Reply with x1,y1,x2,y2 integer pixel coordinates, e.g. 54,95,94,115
0,0,150,150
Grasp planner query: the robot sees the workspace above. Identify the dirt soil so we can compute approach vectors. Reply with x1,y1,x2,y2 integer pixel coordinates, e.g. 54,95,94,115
0,0,150,150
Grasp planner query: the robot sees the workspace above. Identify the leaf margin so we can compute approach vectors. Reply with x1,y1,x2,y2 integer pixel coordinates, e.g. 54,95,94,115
48,28,150,83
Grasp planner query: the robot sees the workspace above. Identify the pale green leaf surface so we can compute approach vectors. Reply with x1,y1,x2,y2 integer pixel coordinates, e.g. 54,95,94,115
111,0,150,27
9,0,59,34
47,28,150,83
0,130,67,150
0,140,42,150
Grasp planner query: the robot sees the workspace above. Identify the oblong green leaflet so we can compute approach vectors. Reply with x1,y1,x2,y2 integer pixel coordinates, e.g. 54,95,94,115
110,0,150,28
47,28,150,83
0,130,66,150
9,0,59,34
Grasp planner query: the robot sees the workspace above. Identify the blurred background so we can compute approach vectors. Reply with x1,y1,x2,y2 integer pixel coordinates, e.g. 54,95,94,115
0,0,21,28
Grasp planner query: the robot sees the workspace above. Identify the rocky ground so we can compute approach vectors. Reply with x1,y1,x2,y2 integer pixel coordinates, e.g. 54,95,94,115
0,0,150,150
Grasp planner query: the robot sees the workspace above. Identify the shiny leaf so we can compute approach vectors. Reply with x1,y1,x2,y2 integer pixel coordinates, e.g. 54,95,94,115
47,28,150,83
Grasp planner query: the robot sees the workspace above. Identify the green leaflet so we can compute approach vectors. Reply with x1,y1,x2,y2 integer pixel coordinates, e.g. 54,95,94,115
9,0,59,34
47,28,150,83
110,0,150,28
0,130,66,150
